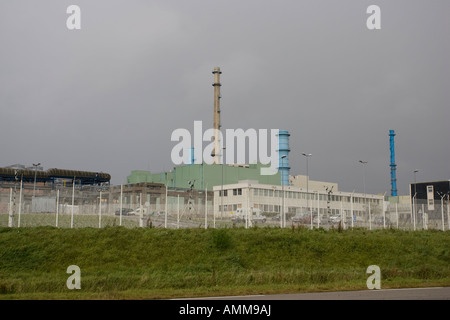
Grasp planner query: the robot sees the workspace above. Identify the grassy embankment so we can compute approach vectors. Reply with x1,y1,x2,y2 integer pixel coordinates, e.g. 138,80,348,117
0,225,449,299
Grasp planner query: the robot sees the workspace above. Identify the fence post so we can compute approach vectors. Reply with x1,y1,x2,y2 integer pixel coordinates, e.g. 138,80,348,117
56,189,60,227
139,192,143,228
422,204,426,230
317,192,320,228
447,196,450,230
99,191,102,228
8,188,13,227
18,179,23,227
395,203,398,229
350,194,354,229
165,185,168,228
71,177,75,228
119,184,123,226
205,188,207,229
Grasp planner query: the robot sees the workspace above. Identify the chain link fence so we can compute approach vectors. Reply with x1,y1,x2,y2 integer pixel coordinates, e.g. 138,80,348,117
1,182,448,231
0,182,216,229
384,198,450,231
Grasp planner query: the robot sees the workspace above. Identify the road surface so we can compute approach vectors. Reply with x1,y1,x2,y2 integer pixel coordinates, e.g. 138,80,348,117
179,286,450,300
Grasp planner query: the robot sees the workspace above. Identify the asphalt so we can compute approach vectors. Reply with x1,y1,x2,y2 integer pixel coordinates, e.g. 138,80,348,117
180,286,450,300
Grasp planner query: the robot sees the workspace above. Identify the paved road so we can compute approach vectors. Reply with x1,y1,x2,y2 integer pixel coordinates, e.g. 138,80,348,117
183,287,450,300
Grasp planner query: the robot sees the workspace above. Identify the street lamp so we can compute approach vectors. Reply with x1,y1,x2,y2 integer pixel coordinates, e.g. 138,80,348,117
281,155,287,228
302,153,312,228
358,160,368,195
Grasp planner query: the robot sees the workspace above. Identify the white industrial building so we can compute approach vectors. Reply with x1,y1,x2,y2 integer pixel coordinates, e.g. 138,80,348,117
213,177,385,227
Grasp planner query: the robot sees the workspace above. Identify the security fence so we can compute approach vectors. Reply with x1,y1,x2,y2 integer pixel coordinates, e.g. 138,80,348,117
0,182,449,231
384,198,450,231
0,182,215,229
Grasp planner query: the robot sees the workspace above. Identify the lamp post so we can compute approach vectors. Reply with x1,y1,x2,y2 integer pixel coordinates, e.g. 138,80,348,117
32,163,41,215
359,160,368,195
350,190,355,229
33,163,41,199
302,153,312,228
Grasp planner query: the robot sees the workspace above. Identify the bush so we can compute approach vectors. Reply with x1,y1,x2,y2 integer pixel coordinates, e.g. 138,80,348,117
210,228,233,250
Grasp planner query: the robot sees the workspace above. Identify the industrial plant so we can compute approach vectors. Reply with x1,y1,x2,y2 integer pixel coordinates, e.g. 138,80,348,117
1,67,448,230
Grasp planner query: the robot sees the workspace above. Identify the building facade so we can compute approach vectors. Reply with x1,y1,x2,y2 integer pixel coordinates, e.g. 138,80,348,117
127,163,281,190
213,180,385,223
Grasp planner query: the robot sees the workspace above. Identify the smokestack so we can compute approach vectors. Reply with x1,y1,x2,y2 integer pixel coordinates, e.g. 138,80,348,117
278,130,291,185
389,129,398,196
212,67,222,164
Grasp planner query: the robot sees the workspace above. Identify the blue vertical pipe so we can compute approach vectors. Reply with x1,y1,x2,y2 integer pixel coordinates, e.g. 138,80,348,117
389,130,397,196
278,130,290,185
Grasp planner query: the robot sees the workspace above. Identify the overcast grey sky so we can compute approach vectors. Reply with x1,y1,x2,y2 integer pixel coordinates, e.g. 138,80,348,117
1,0,449,195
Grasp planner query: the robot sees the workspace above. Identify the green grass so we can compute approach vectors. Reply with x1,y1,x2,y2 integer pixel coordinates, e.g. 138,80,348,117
0,226,449,299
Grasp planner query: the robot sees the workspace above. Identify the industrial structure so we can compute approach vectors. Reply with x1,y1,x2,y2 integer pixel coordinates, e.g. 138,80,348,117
127,127,293,190
127,163,282,190
212,180,384,224
126,66,387,221
278,130,290,186
212,67,222,164
407,180,450,230
389,130,398,196
410,180,450,201
0,166,110,186
2,67,449,231
0,67,450,230
128,67,294,191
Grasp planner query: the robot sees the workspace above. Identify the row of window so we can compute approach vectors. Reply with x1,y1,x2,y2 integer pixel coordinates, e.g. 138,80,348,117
253,188,379,204
217,203,367,216
219,188,242,196
218,188,380,205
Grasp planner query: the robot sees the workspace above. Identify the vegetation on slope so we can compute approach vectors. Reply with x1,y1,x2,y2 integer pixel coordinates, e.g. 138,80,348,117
0,226,449,299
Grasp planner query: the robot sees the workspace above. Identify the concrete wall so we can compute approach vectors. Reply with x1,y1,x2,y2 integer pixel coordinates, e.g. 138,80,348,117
289,174,338,192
